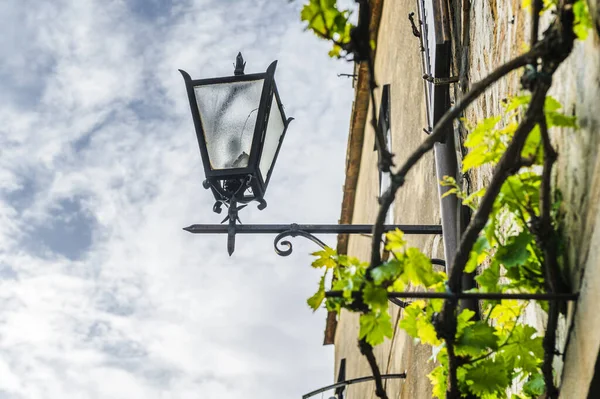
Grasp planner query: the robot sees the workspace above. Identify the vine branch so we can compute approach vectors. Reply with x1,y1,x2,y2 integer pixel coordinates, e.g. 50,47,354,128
368,46,544,273
359,338,389,399
533,104,561,399
439,2,576,396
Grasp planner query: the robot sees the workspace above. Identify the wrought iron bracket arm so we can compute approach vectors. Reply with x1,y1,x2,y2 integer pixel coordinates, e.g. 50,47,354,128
183,223,443,256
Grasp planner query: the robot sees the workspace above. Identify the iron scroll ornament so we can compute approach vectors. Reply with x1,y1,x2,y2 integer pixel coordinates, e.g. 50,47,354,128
272,225,451,260
273,223,329,256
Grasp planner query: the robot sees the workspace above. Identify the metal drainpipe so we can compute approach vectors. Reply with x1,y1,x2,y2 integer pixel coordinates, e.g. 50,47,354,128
416,0,477,313
434,131,476,312
434,137,458,271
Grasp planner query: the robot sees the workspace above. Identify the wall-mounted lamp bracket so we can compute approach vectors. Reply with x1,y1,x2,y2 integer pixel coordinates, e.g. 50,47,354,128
184,222,443,256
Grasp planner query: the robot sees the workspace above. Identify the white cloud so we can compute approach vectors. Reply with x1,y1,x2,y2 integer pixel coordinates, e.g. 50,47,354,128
0,0,356,397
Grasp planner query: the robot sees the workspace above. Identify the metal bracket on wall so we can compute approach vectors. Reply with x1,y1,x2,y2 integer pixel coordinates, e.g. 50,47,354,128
184,223,443,256
422,73,460,86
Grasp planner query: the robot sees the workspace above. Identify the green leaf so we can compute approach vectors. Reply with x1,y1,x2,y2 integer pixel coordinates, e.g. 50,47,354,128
430,342,446,363
462,358,511,397
428,365,447,399
462,145,489,172
337,254,361,267
574,21,590,41
498,173,541,218
363,282,389,311
385,228,407,251
390,275,406,292
399,301,423,339
399,300,440,345
461,113,511,172
359,311,394,346
416,315,441,345
489,300,522,329
544,96,563,112
521,125,541,159
456,321,499,357
300,0,354,57
499,325,543,373
332,264,365,300
505,95,531,113
311,246,337,268
312,246,336,258
325,297,342,313
547,112,578,128
463,187,486,210
475,261,501,292
371,259,403,285
404,247,442,287
496,232,534,268
465,235,490,273
464,116,501,148
307,274,326,311
523,372,545,397
573,0,593,41
456,308,476,337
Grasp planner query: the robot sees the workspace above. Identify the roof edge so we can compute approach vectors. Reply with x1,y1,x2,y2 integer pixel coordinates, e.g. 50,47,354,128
323,0,385,346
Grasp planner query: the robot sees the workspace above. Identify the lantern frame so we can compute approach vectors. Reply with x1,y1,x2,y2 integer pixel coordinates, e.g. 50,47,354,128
179,57,292,210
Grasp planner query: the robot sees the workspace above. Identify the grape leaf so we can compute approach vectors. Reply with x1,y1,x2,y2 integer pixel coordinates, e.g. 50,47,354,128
404,247,442,287
475,261,500,292
359,311,394,346
428,365,447,399
462,358,510,397
311,246,337,268
399,301,424,339
489,300,522,329
456,308,476,337
505,95,531,113
363,283,388,311
573,0,593,41
385,228,407,251
456,321,499,357
307,274,326,311
544,96,563,112
500,325,543,373
496,232,534,268
523,372,545,397
371,259,403,285
417,316,441,346
465,235,490,273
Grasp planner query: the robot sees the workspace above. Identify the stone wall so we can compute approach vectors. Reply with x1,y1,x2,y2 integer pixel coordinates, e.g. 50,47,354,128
333,0,600,397
459,0,600,397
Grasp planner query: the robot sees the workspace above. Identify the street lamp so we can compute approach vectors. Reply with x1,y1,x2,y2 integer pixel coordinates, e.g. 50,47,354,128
180,54,443,255
179,52,293,212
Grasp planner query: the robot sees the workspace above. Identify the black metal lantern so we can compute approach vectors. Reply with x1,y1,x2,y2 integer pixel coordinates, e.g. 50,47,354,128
179,53,293,214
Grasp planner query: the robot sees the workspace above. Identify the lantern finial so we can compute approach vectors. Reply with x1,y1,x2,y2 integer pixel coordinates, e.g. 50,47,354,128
234,52,246,75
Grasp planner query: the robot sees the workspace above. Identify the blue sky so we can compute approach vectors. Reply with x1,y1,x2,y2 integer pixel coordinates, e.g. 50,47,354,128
0,0,355,397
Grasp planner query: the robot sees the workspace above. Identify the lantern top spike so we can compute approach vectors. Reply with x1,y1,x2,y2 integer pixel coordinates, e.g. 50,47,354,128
234,52,246,76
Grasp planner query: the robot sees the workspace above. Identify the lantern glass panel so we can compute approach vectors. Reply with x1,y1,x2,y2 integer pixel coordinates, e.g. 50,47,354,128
194,79,264,170
258,96,285,182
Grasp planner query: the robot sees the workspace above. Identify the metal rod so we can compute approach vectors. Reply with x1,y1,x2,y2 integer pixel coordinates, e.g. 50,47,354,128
184,224,443,235
302,373,407,399
325,291,579,301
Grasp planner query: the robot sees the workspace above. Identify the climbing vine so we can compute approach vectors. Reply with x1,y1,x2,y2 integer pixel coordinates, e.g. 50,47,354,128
301,0,592,398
